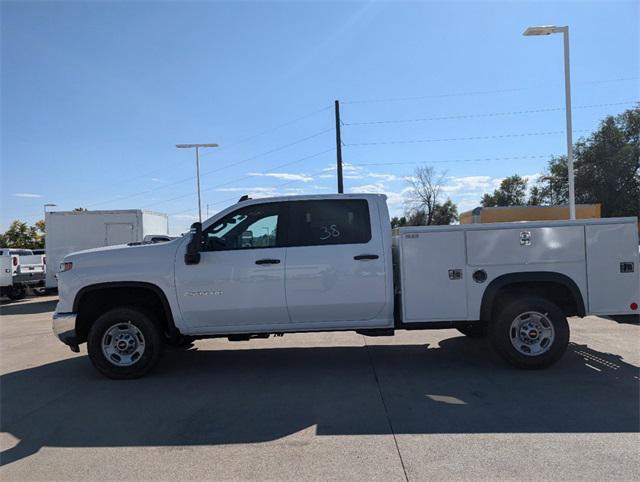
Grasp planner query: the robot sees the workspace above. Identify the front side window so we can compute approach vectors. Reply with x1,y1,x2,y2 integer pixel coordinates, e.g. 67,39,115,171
288,200,371,246
203,203,281,251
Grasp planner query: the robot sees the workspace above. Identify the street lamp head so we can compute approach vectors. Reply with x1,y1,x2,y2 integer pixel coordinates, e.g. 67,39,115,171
176,143,219,149
44,203,57,208
523,25,566,36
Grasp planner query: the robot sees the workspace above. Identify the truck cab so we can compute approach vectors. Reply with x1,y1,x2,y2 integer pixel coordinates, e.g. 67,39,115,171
52,194,639,379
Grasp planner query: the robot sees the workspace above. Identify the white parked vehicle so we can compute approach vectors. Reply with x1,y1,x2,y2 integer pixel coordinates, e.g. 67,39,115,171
45,209,169,288
0,254,13,298
52,194,640,379
0,248,45,299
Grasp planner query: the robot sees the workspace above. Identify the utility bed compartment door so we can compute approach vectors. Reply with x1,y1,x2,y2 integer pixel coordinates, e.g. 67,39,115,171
400,231,467,322
586,223,640,314
467,226,585,266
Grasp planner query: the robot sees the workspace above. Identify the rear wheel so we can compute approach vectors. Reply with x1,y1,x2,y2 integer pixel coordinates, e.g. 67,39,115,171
87,307,163,379
6,285,26,300
490,296,569,369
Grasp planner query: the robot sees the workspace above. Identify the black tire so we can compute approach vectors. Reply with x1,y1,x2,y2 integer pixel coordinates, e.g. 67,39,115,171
457,325,488,338
87,307,163,379
7,286,26,300
490,296,569,369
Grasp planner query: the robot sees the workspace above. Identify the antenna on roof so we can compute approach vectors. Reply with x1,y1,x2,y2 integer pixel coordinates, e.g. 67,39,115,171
238,195,251,203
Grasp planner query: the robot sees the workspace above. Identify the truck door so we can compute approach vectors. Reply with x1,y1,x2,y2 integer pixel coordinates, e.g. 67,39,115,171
105,223,135,246
174,202,289,330
284,199,387,324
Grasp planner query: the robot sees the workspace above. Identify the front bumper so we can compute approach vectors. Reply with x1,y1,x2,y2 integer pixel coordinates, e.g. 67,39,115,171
52,312,80,352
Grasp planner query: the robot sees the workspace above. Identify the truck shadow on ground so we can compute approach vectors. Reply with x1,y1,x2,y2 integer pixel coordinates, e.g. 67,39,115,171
0,298,58,316
1,338,638,466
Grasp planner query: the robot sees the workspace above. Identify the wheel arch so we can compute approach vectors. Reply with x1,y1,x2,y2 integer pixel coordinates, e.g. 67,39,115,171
480,271,586,321
73,281,179,343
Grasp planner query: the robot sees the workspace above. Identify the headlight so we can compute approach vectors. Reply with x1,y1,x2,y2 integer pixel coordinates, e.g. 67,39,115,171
59,262,73,272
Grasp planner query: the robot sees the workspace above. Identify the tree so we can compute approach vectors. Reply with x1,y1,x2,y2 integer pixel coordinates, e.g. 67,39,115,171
406,166,458,225
406,208,427,226
432,199,459,225
527,186,545,206
0,220,44,249
390,216,407,228
481,175,528,207
406,166,446,225
400,204,458,226
537,106,640,217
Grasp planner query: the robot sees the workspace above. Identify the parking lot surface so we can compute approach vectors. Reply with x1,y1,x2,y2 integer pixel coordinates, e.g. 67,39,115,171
1,295,639,480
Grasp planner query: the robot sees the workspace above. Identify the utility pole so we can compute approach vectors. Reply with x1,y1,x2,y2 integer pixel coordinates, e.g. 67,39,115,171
334,100,344,194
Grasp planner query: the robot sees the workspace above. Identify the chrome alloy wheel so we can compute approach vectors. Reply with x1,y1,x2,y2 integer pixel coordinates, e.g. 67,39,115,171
509,311,555,357
102,322,146,366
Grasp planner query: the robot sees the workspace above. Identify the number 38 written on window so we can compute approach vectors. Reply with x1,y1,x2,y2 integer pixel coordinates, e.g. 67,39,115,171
319,224,341,240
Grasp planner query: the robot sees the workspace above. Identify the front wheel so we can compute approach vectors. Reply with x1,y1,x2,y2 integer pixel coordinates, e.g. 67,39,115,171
490,296,569,369
87,307,163,379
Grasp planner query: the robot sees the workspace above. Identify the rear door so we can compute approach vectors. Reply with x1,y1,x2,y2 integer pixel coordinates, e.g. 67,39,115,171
284,199,387,324
105,223,135,245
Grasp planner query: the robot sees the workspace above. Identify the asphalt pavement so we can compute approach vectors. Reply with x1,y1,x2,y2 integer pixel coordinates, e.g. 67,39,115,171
1,296,639,480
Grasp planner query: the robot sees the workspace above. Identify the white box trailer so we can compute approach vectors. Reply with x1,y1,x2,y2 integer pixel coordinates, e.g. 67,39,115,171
45,210,168,288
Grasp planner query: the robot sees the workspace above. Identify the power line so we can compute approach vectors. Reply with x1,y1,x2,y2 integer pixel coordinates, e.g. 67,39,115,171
142,148,334,209
349,154,552,167
344,129,590,147
168,163,337,218
343,101,637,126
36,104,332,209
341,77,638,105
209,105,332,152
83,127,333,209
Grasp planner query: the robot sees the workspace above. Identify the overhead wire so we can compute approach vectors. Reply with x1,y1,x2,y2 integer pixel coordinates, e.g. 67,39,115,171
37,104,333,209
348,154,553,167
341,76,639,105
344,129,591,147
168,162,339,218
343,101,637,126
82,127,333,208
142,147,334,209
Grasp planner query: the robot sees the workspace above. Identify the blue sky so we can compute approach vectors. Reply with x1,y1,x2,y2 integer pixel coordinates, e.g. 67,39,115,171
2,0,638,234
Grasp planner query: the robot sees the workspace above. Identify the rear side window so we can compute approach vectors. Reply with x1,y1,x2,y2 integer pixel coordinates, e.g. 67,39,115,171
288,200,371,246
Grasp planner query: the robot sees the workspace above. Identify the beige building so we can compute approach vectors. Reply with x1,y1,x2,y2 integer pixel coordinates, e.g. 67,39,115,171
459,204,601,224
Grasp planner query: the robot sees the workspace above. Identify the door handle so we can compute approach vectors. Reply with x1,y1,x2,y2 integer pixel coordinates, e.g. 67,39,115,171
354,254,379,260
255,258,281,265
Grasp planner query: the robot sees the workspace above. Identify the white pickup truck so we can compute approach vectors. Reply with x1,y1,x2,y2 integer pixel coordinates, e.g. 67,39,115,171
52,194,639,379
0,248,46,299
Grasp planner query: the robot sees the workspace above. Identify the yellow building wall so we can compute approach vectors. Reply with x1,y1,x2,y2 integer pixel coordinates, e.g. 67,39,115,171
459,212,473,224
460,204,601,224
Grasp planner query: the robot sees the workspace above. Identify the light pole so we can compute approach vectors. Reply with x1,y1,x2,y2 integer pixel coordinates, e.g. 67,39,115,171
176,143,219,223
523,25,576,219
43,203,56,219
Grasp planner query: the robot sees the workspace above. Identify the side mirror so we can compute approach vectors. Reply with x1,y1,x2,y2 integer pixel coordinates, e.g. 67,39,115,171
185,222,202,265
